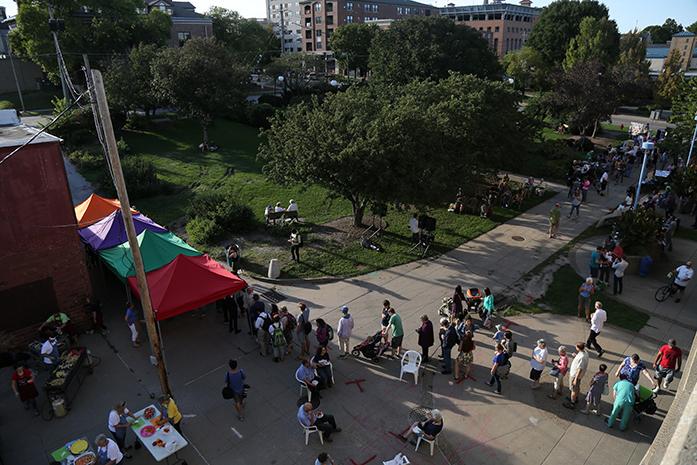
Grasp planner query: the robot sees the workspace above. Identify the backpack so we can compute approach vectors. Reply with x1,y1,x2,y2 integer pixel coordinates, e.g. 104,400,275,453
285,314,297,331
271,324,286,347
327,325,334,341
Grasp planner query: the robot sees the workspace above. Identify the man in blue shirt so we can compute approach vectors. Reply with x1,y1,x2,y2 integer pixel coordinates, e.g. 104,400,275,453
589,247,602,278
296,359,323,396
297,402,340,442
124,303,139,348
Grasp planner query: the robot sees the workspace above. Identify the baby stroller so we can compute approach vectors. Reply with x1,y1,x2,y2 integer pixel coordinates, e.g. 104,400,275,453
465,288,483,314
633,385,658,422
351,331,388,363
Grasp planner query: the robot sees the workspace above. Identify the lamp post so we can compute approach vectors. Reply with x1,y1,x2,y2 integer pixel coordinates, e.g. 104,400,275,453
686,114,697,167
634,141,655,209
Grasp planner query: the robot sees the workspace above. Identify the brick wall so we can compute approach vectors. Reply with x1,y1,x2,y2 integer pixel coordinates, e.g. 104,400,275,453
0,141,91,348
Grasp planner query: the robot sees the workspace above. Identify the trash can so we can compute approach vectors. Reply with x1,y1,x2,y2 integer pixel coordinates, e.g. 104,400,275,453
639,255,653,277
267,259,280,279
52,397,67,417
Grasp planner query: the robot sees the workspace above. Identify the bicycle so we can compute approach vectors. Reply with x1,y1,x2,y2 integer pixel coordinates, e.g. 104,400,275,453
655,274,679,303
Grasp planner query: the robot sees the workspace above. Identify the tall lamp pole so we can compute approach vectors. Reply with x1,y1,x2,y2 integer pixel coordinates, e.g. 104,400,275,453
634,141,654,209
686,114,697,167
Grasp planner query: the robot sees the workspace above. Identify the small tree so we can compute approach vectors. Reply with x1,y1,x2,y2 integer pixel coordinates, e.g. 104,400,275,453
502,46,548,93
663,79,697,158
642,18,684,45
614,30,652,103
329,23,378,77
656,49,684,108
208,7,279,62
105,43,164,116
563,16,620,70
153,38,249,148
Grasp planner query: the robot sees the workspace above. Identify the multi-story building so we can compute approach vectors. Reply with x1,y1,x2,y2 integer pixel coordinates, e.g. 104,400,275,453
646,31,697,78
439,1,541,59
300,0,434,54
267,1,304,53
142,1,213,47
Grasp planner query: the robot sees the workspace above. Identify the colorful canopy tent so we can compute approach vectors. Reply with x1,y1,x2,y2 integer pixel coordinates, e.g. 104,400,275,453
127,254,247,321
98,230,201,280
74,194,138,228
78,210,167,251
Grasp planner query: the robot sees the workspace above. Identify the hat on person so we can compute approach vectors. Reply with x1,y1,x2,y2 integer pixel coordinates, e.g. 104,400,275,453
537,338,545,345
341,306,349,314
290,199,295,203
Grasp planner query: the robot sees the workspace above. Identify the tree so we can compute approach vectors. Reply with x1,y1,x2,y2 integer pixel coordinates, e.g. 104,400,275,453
368,16,500,85
153,38,249,147
663,79,697,159
9,0,171,79
563,17,620,70
687,21,697,35
258,74,523,225
614,30,652,103
544,60,621,136
264,53,329,99
208,7,279,64
503,46,548,92
656,49,684,107
329,23,378,77
526,0,609,66
642,18,683,44
105,43,164,116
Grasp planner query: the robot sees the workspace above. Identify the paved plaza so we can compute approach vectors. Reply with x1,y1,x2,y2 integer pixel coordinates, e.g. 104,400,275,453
0,180,691,465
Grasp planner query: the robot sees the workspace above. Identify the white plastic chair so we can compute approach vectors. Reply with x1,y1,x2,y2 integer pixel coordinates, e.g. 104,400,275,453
415,434,437,456
298,418,323,445
383,452,410,465
399,350,422,384
296,372,312,402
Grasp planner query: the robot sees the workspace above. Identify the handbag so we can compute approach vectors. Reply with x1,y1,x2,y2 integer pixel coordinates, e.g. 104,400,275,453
222,372,234,400
549,367,560,378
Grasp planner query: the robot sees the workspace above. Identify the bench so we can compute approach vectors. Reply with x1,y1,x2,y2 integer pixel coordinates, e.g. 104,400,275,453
265,210,299,226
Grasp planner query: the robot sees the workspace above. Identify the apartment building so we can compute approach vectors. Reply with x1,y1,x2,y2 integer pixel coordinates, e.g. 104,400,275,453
300,0,433,54
439,1,541,59
646,31,697,77
268,0,304,52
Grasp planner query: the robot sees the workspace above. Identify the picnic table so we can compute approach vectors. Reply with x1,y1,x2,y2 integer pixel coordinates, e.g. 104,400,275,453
50,437,95,465
130,404,188,464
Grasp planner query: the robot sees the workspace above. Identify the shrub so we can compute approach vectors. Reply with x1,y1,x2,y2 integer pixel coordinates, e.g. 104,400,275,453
258,94,284,107
617,208,662,256
244,103,275,128
67,150,103,172
186,217,223,245
51,106,96,146
98,156,164,200
186,190,256,243
0,100,15,109
116,138,131,156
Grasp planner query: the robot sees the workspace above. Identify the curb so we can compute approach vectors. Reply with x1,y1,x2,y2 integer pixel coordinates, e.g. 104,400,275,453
245,273,345,286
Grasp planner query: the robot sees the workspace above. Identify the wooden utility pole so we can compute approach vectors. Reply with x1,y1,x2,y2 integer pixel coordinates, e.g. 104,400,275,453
90,69,172,396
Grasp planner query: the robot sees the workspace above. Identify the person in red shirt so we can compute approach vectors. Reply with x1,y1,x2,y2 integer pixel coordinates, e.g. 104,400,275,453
11,365,39,415
653,339,682,392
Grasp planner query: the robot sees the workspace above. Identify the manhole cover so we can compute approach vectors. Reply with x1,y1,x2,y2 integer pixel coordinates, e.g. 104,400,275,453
512,235,525,242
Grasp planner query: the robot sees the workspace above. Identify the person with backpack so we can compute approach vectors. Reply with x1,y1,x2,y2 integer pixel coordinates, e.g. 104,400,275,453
315,319,333,348
255,307,272,356
440,318,459,376
224,360,247,421
280,306,296,356
336,306,354,358
269,314,287,362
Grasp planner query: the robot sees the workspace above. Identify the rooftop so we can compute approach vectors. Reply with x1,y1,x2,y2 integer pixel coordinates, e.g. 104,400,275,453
673,31,696,38
0,111,61,149
645,45,697,59
440,2,541,14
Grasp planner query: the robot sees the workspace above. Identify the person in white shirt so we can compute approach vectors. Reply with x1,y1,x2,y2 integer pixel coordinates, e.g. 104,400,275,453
564,342,589,409
673,261,693,303
612,256,629,295
598,171,609,196
287,199,298,212
587,301,607,358
336,306,354,358
40,335,59,366
408,213,420,243
107,402,136,456
95,434,124,465
529,339,548,389
274,202,285,213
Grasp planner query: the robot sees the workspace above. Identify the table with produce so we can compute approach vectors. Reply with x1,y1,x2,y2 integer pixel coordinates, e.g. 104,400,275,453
130,404,188,464
45,347,90,409
50,437,96,465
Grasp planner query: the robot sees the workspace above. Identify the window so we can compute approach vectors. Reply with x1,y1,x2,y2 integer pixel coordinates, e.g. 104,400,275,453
305,30,312,39
327,2,333,12
346,2,353,11
316,30,322,37
314,3,321,11
494,13,501,19
397,7,404,15
327,15,333,24
494,26,499,32
315,16,322,24
327,28,333,38
364,4,370,12
346,15,353,23
306,42,313,51
487,26,491,32
177,31,191,46
316,41,323,49
372,4,379,12
305,19,311,27
494,37,498,50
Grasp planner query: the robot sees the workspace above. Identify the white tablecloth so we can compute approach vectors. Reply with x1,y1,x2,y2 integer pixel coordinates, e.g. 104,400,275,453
130,404,188,462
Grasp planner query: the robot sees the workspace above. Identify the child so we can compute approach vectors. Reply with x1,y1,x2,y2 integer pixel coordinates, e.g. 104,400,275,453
581,363,608,415
492,324,505,343
548,346,569,399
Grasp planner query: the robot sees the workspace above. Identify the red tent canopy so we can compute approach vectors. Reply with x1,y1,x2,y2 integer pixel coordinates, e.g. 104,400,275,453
127,254,246,321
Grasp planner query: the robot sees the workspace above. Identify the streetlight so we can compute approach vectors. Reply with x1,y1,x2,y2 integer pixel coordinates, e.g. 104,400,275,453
686,113,697,167
634,141,654,209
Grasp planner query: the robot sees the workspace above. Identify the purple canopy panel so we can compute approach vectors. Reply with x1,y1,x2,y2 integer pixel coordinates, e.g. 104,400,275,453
78,210,167,250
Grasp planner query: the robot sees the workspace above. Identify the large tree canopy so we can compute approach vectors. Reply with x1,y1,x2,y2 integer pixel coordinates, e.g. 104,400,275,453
368,16,500,85
503,46,548,92
208,7,279,64
526,0,609,66
664,79,697,159
105,43,164,116
153,38,249,147
258,74,523,225
563,16,620,70
329,23,378,77
656,49,684,107
614,30,652,103
642,18,684,44
10,0,171,79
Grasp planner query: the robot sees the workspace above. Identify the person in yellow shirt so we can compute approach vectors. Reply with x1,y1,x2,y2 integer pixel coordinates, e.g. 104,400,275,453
159,395,183,434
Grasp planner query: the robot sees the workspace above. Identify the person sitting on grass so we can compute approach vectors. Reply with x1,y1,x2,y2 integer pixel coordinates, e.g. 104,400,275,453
400,409,444,445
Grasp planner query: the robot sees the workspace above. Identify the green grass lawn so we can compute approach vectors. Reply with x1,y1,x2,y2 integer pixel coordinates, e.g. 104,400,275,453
676,227,697,242
508,265,649,332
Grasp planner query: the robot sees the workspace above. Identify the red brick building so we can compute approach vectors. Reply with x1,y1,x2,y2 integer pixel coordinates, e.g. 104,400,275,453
0,113,91,347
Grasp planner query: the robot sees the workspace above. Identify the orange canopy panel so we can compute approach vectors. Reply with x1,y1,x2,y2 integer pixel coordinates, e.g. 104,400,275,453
74,194,138,228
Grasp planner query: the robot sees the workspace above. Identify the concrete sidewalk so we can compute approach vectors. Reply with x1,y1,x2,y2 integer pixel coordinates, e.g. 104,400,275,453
1,174,665,465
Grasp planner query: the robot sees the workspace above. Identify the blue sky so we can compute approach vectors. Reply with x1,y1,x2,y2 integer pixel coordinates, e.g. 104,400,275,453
1,0,695,32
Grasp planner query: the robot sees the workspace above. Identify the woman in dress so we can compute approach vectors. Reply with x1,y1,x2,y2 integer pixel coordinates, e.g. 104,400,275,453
454,331,475,382
11,365,39,415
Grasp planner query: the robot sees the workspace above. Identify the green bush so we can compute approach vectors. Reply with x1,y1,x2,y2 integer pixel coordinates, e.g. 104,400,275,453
67,150,103,171
51,106,96,146
244,103,276,128
186,190,256,244
98,156,164,200
0,100,15,109
116,137,131,156
186,217,223,245
617,208,662,255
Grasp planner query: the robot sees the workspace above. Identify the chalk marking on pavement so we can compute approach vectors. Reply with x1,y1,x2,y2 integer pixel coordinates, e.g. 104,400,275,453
187,439,212,465
184,363,227,386
230,427,243,439
182,414,197,419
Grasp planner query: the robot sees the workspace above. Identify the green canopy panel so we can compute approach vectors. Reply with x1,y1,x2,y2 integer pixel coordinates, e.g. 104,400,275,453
98,230,202,280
